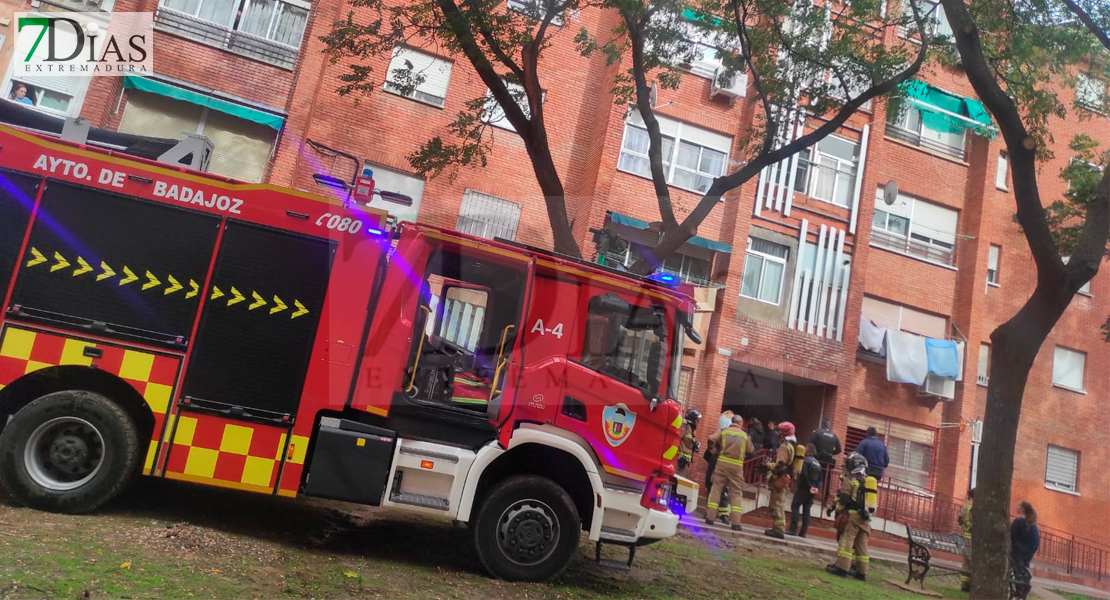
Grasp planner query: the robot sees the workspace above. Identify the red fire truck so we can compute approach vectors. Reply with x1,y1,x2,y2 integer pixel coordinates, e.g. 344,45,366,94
0,124,701,581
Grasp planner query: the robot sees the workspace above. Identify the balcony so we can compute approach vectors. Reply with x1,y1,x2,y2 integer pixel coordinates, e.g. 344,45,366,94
871,228,956,267
154,7,300,70
886,123,967,162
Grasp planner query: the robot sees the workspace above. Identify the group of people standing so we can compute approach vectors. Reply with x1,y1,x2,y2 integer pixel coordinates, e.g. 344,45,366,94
676,410,1042,588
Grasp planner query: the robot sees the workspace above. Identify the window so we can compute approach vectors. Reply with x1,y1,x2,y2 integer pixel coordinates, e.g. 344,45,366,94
740,238,788,305
871,188,958,266
456,190,522,241
1052,346,1086,392
427,282,488,353
238,0,310,47
156,0,308,67
987,245,1000,286
677,367,694,406
828,64,874,111
661,252,711,283
793,136,860,207
507,0,564,26
1045,445,1079,493
384,47,453,108
977,343,989,386
43,0,116,12
996,152,1009,190
580,294,671,393
618,110,731,194
362,163,425,223
610,238,716,286
5,23,87,117
861,296,947,338
887,102,967,159
482,82,543,132
1076,72,1105,112
901,0,953,40
1063,256,1093,295
847,410,935,492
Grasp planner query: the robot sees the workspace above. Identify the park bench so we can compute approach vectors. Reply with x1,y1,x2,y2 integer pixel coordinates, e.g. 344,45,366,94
904,524,1032,599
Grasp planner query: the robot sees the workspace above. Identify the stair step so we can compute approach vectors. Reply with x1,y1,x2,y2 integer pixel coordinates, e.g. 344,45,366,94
596,559,632,571
390,491,450,511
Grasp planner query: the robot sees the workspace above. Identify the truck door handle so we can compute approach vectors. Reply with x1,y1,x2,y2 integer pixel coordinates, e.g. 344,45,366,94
82,346,103,359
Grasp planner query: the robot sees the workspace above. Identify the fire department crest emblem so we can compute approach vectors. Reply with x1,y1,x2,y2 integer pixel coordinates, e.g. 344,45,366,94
602,403,636,447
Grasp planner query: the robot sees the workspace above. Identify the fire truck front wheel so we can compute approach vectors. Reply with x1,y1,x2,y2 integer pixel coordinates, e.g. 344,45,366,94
0,391,142,514
473,475,581,582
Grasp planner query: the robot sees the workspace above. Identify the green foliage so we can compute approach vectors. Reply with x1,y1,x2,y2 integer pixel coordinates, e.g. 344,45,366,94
1050,135,1109,255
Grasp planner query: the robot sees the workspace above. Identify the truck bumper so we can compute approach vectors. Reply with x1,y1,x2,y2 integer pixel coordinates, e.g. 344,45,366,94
638,506,679,540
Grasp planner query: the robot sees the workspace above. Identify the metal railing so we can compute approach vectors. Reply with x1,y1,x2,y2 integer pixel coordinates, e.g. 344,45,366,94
154,8,301,69
886,123,968,161
870,228,956,266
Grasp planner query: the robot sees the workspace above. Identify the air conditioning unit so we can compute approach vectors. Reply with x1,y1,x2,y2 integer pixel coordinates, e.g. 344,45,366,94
976,374,989,387
710,66,748,100
918,373,955,400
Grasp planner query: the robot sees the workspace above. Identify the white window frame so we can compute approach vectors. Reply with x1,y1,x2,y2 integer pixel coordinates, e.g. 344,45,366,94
976,343,989,386
739,238,788,306
384,46,454,108
3,27,90,119
617,113,731,195
1052,345,1086,393
795,135,860,208
1076,72,1105,112
987,244,1000,287
482,81,544,133
901,0,953,40
889,102,968,155
1045,445,1080,494
456,189,522,241
871,194,957,267
238,0,311,47
996,152,1009,190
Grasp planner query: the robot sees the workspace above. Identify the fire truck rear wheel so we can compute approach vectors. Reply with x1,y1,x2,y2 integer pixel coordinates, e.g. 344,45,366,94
0,391,142,514
473,475,580,582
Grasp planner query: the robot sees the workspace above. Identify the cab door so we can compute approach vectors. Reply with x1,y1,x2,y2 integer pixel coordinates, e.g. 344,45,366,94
553,283,676,484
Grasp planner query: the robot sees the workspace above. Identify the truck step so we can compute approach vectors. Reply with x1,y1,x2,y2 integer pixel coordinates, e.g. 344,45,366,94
390,491,450,511
600,525,636,539
596,559,632,571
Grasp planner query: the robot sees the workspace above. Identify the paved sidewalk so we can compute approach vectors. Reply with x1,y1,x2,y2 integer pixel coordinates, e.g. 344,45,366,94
680,517,1110,599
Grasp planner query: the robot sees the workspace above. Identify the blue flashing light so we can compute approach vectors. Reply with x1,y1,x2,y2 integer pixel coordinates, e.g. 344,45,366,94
367,228,383,235
648,272,681,288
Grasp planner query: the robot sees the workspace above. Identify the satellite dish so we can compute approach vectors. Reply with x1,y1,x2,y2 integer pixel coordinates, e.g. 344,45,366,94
883,180,899,206
649,81,659,109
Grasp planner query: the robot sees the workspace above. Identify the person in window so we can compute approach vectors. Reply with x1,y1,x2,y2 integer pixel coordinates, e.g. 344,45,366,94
9,83,34,106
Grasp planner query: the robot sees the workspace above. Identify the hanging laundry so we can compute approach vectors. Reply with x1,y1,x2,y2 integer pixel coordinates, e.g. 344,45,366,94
954,341,966,381
886,330,929,385
925,338,960,379
858,317,887,355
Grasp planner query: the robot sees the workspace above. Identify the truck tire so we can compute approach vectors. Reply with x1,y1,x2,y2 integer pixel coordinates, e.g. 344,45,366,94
473,475,580,582
0,390,141,514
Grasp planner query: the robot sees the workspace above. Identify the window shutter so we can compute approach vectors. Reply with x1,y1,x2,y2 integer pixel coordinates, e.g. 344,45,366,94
899,306,946,338
365,164,425,223
996,153,1009,189
977,344,990,379
912,200,958,245
677,122,732,154
627,110,680,138
388,47,453,104
888,421,935,446
1045,446,1079,491
847,410,887,435
861,296,900,330
1052,346,1085,390
202,110,276,183
988,245,1000,271
119,91,204,140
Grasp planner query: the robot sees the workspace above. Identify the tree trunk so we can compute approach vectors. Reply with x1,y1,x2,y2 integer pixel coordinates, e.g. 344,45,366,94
973,286,1075,598
523,128,581,258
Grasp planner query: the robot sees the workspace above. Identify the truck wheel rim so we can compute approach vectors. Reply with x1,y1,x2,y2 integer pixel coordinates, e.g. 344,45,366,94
24,416,105,491
496,499,560,567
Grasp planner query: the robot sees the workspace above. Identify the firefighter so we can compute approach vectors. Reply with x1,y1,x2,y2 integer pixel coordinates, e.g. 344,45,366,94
959,488,975,592
826,452,878,581
676,409,702,478
763,421,797,539
705,415,753,531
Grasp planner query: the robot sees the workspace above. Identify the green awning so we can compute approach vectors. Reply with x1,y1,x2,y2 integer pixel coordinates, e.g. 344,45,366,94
900,79,996,139
123,76,285,130
681,9,723,27
609,212,732,253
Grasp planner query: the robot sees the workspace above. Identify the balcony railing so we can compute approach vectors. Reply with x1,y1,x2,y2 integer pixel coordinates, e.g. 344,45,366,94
154,8,300,69
870,228,956,266
886,123,968,162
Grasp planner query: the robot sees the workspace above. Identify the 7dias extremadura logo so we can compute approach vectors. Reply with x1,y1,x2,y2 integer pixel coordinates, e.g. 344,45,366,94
16,12,153,76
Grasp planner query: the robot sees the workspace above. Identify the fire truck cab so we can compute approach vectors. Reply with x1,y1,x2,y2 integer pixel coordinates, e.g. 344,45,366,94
0,125,699,582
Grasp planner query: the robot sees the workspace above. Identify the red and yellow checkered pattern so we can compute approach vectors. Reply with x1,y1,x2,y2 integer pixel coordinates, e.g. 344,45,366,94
162,412,297,494
0,326,180,475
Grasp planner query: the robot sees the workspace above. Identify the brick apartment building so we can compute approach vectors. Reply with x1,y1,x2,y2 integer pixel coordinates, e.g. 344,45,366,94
0,0,1105,542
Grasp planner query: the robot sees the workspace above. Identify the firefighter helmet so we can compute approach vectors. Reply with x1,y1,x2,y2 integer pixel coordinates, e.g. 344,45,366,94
684,409,702,426
777,421,796,437
846,452,868,475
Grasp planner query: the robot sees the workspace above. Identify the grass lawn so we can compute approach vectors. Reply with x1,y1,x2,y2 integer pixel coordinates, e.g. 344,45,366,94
0,478,970,599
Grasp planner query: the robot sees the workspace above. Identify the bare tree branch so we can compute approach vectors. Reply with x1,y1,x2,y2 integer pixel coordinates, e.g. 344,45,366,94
1060,0,1110,50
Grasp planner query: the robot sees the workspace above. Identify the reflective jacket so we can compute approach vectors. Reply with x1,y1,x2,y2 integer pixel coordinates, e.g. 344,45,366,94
708,424,753,467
